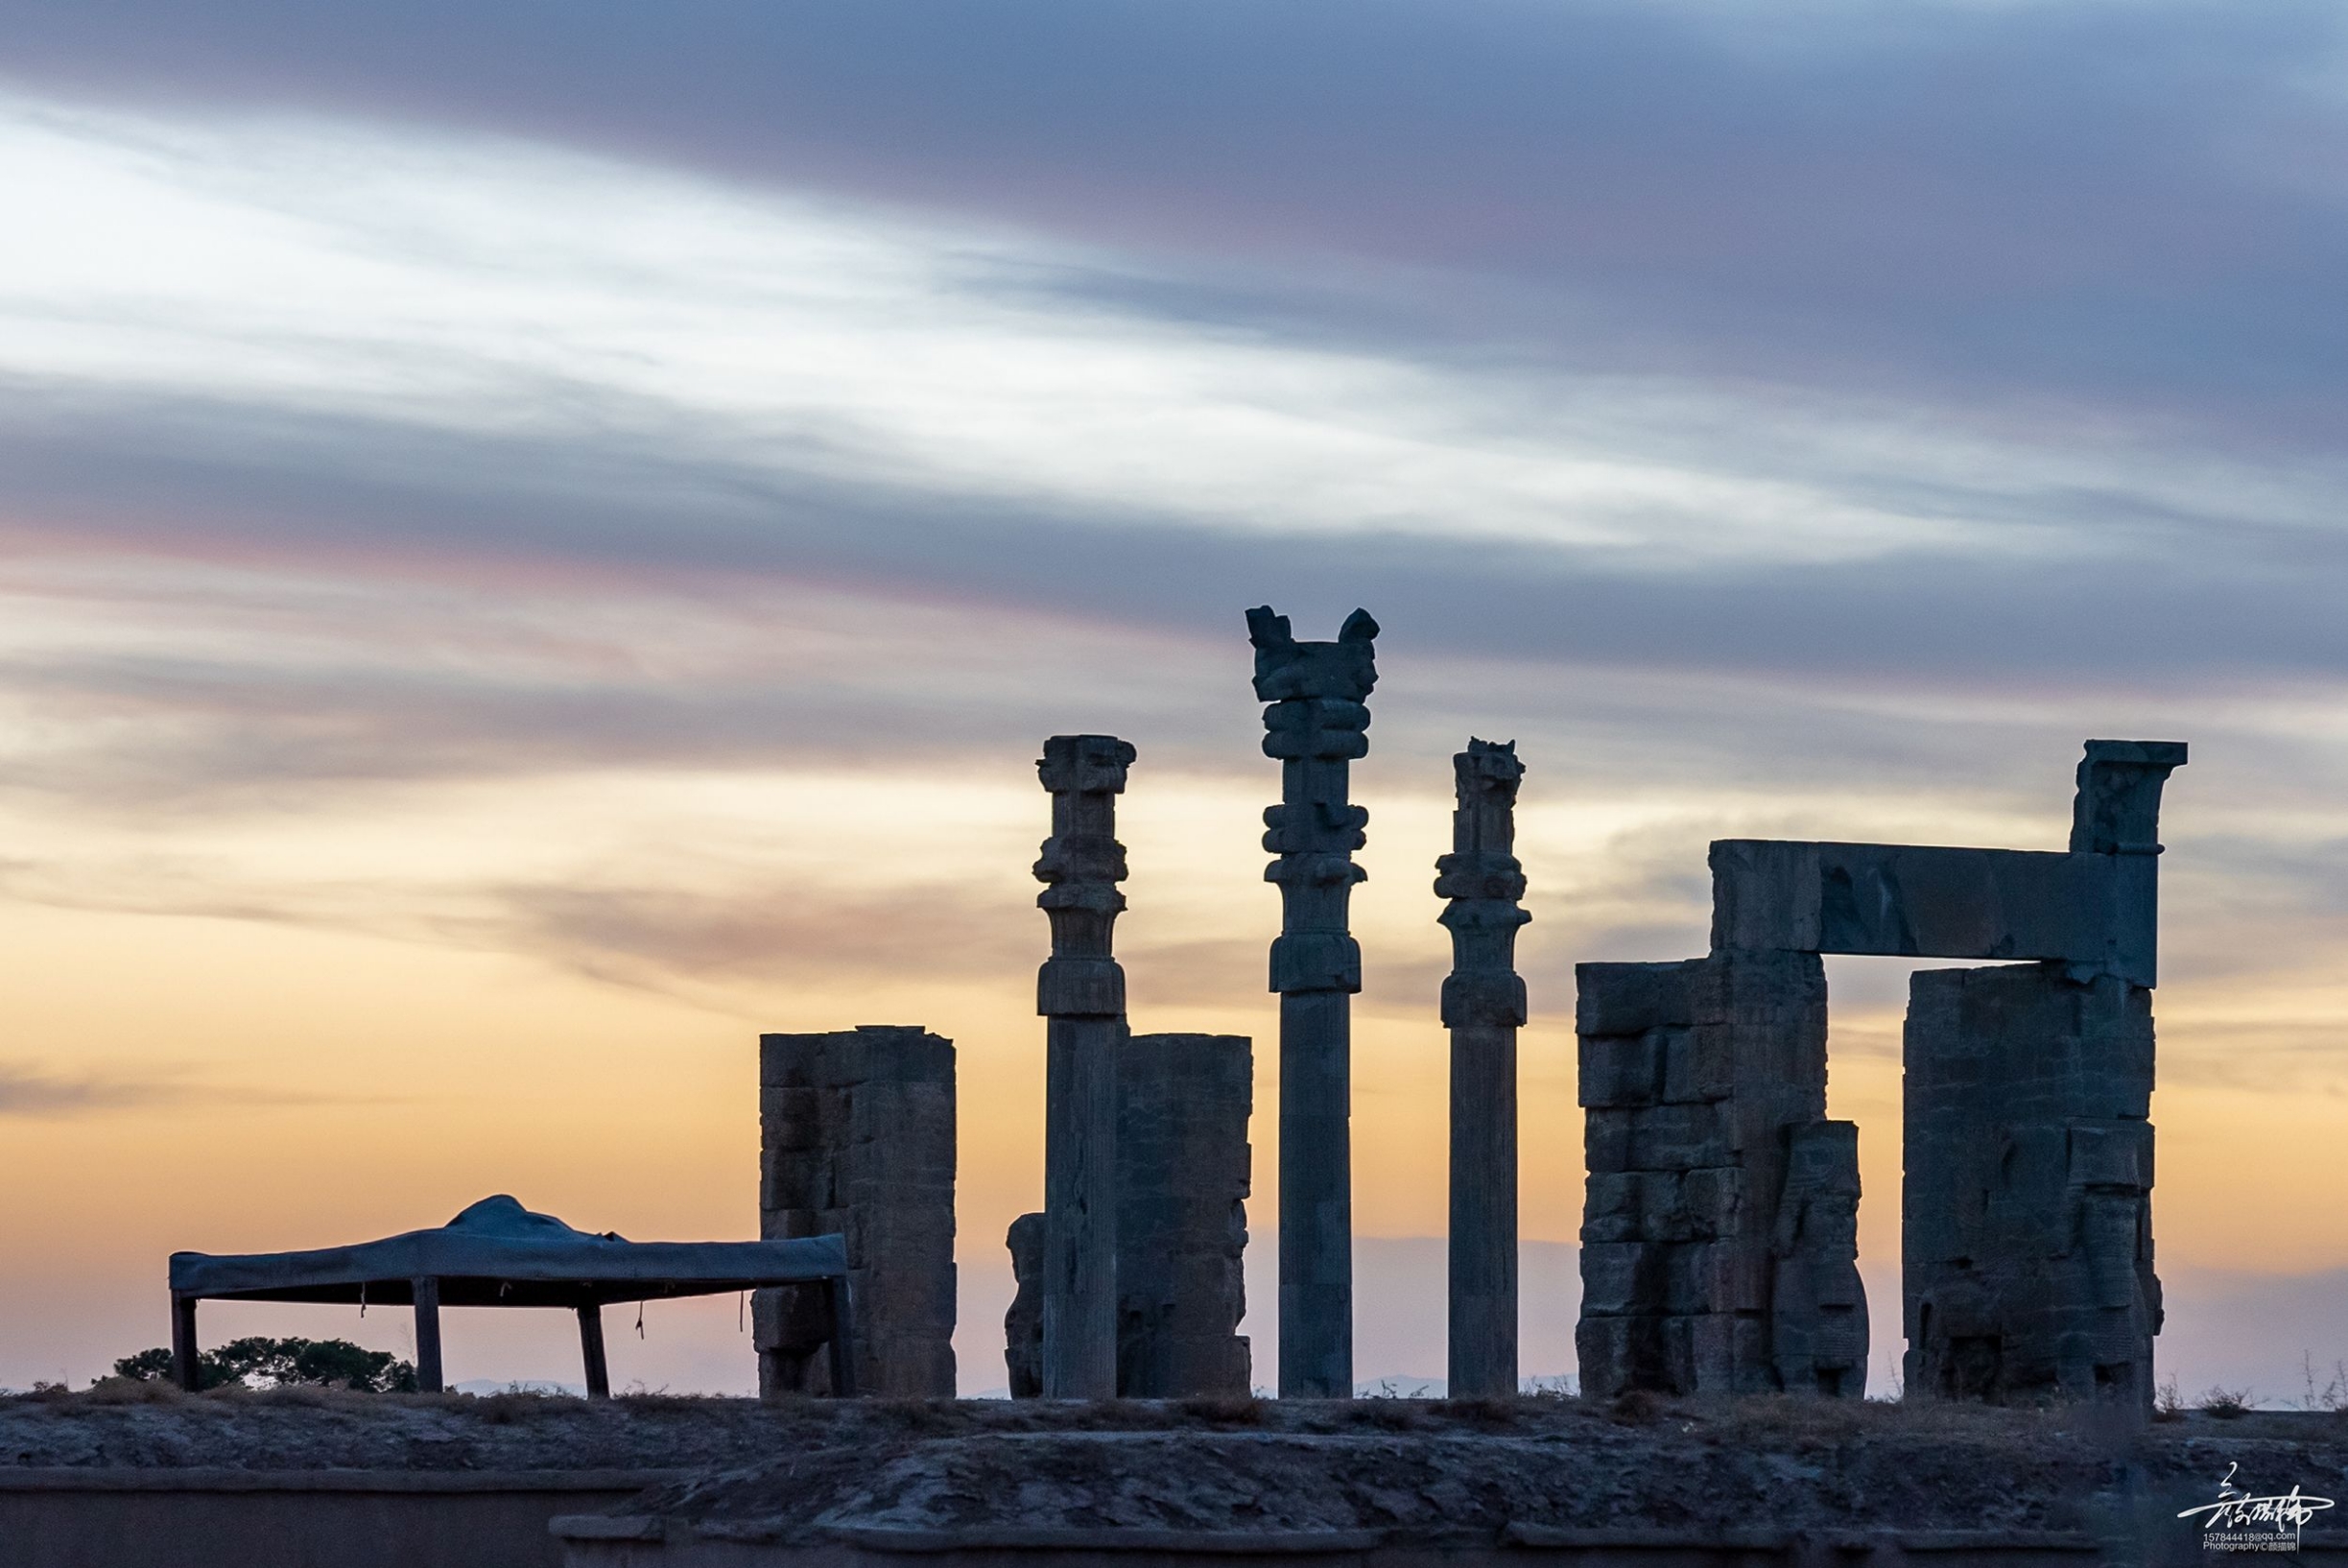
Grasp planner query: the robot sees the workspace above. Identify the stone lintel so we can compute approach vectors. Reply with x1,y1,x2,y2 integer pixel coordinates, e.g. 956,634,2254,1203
1707,841,2157,986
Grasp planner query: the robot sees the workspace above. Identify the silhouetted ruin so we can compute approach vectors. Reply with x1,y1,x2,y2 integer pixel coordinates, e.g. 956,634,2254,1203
1437,738,1529,1400
755,1026,956,1398
1005,1031,1252,1398
1577,739,2184,1412
1033,733,1135,1398
729,615,2185,1417
1249,605,1379,1398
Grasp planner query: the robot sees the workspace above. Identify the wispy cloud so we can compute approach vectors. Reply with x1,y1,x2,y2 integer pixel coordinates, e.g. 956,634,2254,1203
7,0,2344,443
0,1060,364,1118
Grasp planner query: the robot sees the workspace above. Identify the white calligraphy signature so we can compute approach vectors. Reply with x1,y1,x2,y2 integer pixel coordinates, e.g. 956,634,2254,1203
2178,1462,2336,1538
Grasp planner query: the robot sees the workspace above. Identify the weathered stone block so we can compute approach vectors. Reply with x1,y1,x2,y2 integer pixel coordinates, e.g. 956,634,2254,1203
1581,1172,1643,1244
1664,1242,1767,1315
1574,1316,1641,1401
1578,1033,1661,1108
1662,1025,1734,1104
1633,1171,1685,1240
1585,1106,1634,1174
1681,1167,1744,1237
1577,961,1698,1036
1662,1314,1736,1393
1631,1103,1729,1171
1578,1242,1648,1318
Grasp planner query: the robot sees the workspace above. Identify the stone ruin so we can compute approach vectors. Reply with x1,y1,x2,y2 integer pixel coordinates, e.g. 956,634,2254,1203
754,1025,957,1398
1245,606,1381,1397
1033,733,1134,1398
1438,739,1530,1399
1006,1031,1253,1398
1576,739,2184,1410
1008,729,1254,1400
747,605,2186,1413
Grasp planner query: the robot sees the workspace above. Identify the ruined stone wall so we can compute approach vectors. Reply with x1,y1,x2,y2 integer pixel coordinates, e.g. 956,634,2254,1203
1576,950,1852,1398
1904,962,2157,1408
1116,1032,1252,1397
756,1025,956,1398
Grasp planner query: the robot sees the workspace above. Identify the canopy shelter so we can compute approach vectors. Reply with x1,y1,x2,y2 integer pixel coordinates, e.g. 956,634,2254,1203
168,1196,854,1397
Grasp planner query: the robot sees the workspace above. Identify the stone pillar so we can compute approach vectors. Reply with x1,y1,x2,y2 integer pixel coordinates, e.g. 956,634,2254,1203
1435,738,1529,1399
1575,949,1837,1398
1118,1032,1253,1397
1904,963,2159,1409
756,1025,956,1397
1248,605,1379,1399
1007,1032,1255,1399
1034,733,1135,1398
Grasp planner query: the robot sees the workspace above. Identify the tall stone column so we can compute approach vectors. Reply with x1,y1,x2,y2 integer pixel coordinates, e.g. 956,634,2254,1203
1034,733,1135,1399
1247,605,1378,1398
1436,738,1529,1399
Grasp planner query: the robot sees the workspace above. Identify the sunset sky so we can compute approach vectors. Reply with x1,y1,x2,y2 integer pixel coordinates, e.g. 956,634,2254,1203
7,0,2348,1400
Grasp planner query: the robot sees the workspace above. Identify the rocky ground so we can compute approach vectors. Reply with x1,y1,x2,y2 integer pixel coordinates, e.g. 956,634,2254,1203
7,1384,2346,1548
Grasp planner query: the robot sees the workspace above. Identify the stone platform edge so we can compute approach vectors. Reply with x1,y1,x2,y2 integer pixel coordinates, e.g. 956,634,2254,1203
549,1519,2110,1556
0,1467,687,1493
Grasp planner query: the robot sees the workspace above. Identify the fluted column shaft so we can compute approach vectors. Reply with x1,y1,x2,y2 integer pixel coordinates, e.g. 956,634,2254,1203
1035,733,1135,1398
1437,739,1529,1399
1248,606,1379,1399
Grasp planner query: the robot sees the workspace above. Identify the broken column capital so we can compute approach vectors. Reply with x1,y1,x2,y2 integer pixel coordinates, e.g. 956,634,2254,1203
1037,733,1136,795
2071,739,2188,856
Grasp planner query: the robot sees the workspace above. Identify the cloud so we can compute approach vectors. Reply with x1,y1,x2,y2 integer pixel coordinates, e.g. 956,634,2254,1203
487,881,1040,996
0,1060,355,1118
5,0,2346,449
3,85,2347,833
0,1065,167,1117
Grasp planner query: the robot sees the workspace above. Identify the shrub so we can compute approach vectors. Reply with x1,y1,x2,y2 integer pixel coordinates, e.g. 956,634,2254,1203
111,1337,418,1393
2196,1386,2254,1419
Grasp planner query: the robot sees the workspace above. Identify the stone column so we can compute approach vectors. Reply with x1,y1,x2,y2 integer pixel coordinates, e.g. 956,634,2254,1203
1247,604,1378,1398
1435,738,1529,1400
1118,1032,1253,1397
756,1025,956,1397
1034,733,1135,1398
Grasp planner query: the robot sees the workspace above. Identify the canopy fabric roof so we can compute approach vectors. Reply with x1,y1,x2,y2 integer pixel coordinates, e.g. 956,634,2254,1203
169,1195,847,1309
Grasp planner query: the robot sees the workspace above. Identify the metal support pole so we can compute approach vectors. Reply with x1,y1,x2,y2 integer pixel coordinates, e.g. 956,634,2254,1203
170,1294,201,1391
577,1303,610,1399
823,1273,860,1397
412,1276,443,1393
